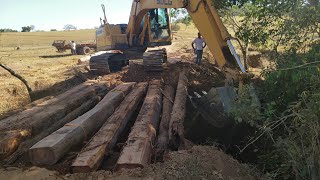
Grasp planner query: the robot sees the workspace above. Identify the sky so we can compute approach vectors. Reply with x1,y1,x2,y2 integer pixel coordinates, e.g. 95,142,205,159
0,0,133,31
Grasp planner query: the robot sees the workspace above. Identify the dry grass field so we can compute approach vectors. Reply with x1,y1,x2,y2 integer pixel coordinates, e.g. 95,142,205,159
0,29,95,47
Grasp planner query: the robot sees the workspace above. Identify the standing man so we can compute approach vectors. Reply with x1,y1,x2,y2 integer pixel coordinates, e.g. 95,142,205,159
70,41,77,55
192,33,206,65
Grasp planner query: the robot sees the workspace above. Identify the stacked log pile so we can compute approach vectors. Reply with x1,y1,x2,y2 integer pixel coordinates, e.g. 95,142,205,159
29,83,136,165
72,82,148,172
0,71,189,172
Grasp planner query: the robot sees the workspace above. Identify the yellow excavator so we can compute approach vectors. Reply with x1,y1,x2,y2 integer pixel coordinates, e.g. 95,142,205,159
90,0,246,74
90,0,254,127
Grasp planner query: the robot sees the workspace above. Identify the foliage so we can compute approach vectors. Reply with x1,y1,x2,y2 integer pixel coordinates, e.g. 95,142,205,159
169,9,192,26
220,0,320,178
259,74,320,179
0,29,18,32
236,42,319,179
21,26,32,32
63,24,77,31
212,0,252,9
221,0,320,52
230,84,262,127
30,25,35,31
50,29,57,31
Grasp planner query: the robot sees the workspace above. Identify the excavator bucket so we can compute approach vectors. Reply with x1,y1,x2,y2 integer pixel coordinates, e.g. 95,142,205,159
189,84,260,128
189,86,236,128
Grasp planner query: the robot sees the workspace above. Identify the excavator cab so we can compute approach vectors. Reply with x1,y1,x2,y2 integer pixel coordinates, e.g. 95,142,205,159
147,8,171,47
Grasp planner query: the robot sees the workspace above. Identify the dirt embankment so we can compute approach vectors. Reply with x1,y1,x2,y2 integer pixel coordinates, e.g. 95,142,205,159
0,146,255,180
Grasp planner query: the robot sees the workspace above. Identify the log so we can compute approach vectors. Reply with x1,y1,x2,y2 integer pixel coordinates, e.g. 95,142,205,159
116,80,162,170
0,81,105,132
156,85,175,158
0,96,54,120
169,72,188,150
0,130,31,159
0,81,107,160
29,82,136,165
2,96,101,164
72,82,148,173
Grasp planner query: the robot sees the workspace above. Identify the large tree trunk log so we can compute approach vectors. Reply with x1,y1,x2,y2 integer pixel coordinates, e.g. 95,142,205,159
116,80,162,170
72,82,148,173
0,81,108,160
2,96,101,164
29,83,136,165
169,72,188,150
0,81,105,131
0,130,31,159
156,85,175,158
0,96,54,120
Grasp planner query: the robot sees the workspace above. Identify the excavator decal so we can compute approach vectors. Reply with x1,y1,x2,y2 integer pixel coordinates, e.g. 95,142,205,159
156,0,173,5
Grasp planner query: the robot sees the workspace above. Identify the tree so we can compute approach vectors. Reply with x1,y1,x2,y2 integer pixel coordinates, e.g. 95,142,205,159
21,26,32,32
63,24,77,31
0,29,18,32
50,29,57,31
30,25,35,31
170,9,192,26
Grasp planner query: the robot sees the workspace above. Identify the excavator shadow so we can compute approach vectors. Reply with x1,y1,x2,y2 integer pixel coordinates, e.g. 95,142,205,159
39,54,73,58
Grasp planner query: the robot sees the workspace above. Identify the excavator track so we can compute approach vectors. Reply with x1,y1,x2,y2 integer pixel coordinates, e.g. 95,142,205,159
143,49,167,72
90,54,112,75
90,53,128,75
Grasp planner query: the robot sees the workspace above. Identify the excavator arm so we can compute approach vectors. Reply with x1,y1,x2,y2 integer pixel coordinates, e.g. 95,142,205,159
126,0,245,71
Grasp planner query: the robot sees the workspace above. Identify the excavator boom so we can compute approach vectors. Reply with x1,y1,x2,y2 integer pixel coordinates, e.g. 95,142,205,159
126,0,238,69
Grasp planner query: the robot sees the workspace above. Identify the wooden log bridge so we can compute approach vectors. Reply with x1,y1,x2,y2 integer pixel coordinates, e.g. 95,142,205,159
116,80,162,170
72,82,148,173
29,82,136,165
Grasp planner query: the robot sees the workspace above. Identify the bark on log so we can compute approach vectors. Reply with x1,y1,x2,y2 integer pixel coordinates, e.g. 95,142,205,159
0,81,107,161
156,85,175,158
72,82,148,173
0,130,31,159
0,81,106,133
2,96,101,164
169,72,188,150
116,80,162,170
29,82,136,165
0,96,54,120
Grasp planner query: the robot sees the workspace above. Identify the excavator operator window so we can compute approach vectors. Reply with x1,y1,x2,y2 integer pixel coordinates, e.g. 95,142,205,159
149,8,170,40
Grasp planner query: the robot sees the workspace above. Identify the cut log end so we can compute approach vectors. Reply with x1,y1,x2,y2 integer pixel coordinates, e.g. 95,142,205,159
29,147,57,165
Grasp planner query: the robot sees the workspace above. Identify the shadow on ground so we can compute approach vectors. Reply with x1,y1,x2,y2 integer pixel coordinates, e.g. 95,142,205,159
39,54,72,58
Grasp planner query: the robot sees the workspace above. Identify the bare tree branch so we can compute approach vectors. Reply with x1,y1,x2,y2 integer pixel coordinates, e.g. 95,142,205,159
0,51,34,100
